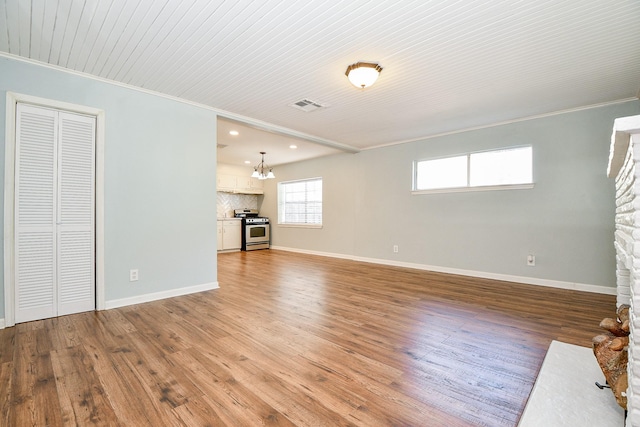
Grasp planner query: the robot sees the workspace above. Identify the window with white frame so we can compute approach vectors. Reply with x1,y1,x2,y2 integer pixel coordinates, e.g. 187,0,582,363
278,177,322,226
413,146,533,192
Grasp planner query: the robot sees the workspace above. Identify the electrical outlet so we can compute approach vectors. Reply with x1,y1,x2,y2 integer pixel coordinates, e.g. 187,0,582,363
393,245,399,253
130,269,139,281
527,255,535,266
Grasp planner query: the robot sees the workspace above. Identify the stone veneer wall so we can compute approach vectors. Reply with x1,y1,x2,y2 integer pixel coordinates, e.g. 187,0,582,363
609,115,640,426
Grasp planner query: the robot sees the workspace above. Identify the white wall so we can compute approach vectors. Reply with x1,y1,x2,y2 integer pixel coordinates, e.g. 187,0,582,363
0,56,218,316
217,162,255,177
260,100,640,290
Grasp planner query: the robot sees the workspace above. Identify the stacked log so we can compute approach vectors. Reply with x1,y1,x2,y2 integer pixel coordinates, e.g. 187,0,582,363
593,304,630,410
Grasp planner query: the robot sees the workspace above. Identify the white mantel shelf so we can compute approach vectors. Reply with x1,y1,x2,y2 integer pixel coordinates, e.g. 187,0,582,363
608,115,640,178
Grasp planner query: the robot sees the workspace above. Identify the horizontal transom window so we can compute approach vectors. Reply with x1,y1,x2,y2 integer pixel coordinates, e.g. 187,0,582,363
413,146,533,193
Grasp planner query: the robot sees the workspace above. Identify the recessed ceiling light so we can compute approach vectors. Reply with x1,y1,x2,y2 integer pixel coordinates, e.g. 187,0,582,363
244,160,251,164
290,145,297,149
229,130,239,136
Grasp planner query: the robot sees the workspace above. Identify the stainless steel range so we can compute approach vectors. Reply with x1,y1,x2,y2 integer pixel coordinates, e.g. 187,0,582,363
234,209,270,251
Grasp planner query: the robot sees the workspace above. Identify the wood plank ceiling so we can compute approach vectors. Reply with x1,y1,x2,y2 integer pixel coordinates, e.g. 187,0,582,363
1,0,640,154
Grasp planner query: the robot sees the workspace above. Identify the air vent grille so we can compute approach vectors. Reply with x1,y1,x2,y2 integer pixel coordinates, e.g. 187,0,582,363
289,98,328,112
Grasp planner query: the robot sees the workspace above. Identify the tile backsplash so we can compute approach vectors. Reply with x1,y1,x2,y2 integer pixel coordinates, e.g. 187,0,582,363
217,192,259,218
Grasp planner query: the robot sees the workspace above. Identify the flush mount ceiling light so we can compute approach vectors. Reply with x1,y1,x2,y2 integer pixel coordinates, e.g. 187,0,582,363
251,151,275,180
345,62,382,89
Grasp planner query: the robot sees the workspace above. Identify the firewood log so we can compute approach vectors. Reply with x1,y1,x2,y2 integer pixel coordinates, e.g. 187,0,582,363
593,334,609,345
618,304,630,324
610,336,629,351
622,319,630,334
593,334,628,409
600,317,629,337
613,372,628,407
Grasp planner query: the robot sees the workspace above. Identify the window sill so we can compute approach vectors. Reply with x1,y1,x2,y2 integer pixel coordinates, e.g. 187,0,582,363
412,183,534,195
277,223,323,229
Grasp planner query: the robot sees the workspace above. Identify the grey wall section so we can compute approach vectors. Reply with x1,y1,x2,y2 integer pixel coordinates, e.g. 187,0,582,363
0,57,217,316
261,101,640,288
261,154,358,255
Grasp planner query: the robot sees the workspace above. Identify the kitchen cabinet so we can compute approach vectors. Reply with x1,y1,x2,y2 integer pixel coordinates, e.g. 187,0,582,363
250,177,264,192
217,219,242,251
217,174,237,192
216,174,264,194
216,222,223,249
236,176,252,190
237,176,264,193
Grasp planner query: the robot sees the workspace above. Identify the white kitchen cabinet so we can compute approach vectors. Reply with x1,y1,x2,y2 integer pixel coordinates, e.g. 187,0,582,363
223,220,242,250
250,177,264,192
236,176,264,193
216,173,264,194
217,221,223,249
217,174,237,191
236,176,252,190
217,219,242,251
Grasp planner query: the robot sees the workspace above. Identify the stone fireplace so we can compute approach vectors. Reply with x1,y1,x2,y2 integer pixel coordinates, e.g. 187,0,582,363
608,115,640,426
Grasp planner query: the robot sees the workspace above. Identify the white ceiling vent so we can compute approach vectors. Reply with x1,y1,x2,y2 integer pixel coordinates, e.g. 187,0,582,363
289,98,328,112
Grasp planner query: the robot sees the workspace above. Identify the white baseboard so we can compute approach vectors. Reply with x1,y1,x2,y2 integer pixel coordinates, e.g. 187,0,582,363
105,281,220,310
271,246,616,295
0,318,4,329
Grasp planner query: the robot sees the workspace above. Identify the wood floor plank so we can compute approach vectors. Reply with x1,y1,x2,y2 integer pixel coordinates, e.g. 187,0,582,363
82,342,174,427
171,394,227,426
169,348,296,426
71,311,133,352
50,345,119,426
0,249,617,426
245,369,362,427
0,362,13,427
45,315,82,350
0,326,15,364
11,331,64,427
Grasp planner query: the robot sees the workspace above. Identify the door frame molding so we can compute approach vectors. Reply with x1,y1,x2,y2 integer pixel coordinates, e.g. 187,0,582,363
4,92,105,327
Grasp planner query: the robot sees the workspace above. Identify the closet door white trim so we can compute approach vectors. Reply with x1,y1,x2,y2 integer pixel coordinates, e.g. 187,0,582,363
13,104,95,323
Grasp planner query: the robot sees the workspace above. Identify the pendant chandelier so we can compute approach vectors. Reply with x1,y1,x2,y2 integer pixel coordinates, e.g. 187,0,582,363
251,151,275,180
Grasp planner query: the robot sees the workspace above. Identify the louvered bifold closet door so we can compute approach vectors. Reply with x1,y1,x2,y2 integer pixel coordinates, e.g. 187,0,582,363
57,112,95,316
15,105,58,323
14,104,95,323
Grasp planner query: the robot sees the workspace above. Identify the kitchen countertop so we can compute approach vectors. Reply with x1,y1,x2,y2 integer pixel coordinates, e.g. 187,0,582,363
217,217,242,221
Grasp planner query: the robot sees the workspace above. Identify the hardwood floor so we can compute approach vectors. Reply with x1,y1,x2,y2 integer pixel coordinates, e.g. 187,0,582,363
0,250,616,426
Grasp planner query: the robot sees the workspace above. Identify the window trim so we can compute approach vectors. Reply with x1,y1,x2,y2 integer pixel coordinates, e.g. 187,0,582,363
412,145,534,195
277,177,323,228
412,183,534,195
277,223,323,229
